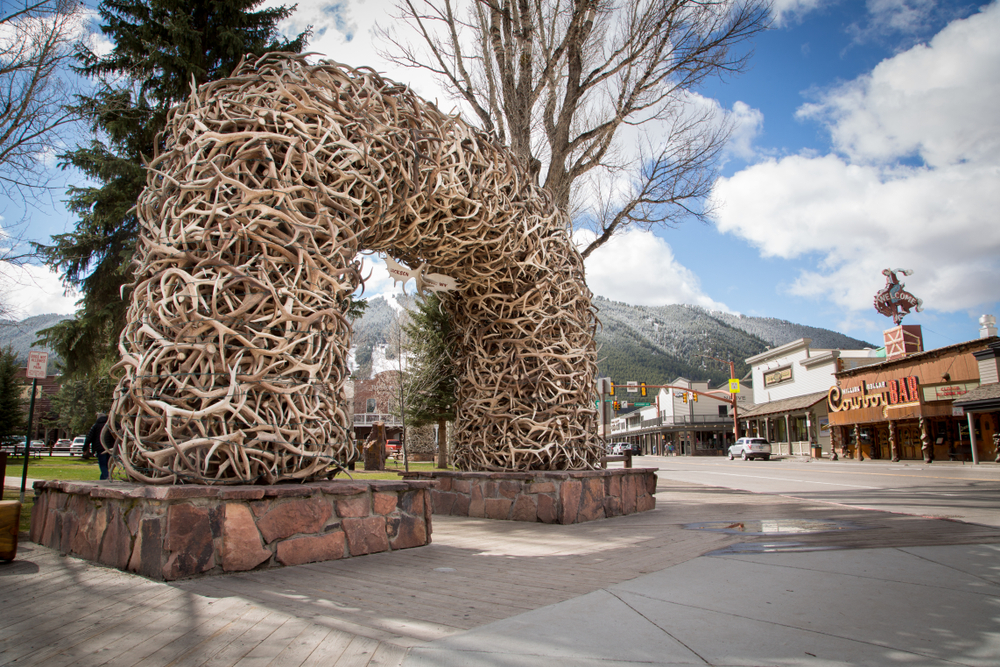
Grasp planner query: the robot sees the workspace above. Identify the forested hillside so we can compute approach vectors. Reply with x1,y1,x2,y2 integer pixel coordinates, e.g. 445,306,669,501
349,295,414,378
711,311,875,350
592,298,877,386
0,313,70,372
0,298,874,387
594,299,768,386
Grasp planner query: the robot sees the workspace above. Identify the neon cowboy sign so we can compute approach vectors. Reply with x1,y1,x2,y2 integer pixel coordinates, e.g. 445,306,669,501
828,375,920,413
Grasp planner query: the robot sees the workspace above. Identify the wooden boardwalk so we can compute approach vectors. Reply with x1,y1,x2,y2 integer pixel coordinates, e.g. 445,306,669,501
4,481,1000,666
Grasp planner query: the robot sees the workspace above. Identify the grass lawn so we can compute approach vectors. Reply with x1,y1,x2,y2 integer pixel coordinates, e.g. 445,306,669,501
3,456,102,482
337,459,452,480
3,457,102,535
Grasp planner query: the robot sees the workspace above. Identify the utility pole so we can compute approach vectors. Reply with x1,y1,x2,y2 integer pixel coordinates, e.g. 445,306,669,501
698,355,741,443
21,351,48,502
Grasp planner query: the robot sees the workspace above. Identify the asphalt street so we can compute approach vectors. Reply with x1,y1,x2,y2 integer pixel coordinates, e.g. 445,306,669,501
641,454,1000,527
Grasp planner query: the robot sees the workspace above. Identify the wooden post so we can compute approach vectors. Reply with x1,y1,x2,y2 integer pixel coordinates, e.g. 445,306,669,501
364,422,387,471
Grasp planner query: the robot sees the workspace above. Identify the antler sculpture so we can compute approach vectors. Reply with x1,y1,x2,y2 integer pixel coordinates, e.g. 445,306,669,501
109,53,601,483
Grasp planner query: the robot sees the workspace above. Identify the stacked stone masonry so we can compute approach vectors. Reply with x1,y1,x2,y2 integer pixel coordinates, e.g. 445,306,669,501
29,479,434,581
400,469,657,523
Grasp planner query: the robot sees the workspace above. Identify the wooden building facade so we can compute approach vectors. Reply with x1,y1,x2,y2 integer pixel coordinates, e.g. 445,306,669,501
827,337,998,462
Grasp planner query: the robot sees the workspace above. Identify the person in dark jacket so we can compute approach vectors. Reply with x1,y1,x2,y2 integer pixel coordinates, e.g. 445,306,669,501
84,414,113,480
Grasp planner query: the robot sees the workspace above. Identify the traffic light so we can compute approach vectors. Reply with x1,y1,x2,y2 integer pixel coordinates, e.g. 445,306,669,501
693,392,698,402
609,382,615,396
613,401,620,410
640,382,647,397
682,392,688,403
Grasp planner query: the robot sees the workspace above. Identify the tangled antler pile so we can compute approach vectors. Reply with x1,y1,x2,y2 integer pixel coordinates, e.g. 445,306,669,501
110,53,601,483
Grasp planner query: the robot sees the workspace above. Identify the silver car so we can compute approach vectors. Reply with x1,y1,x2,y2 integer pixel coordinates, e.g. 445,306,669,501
728,437,771,461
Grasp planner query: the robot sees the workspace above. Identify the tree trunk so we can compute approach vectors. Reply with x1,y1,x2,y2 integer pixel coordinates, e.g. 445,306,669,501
364,422,387,471
436,419,448,469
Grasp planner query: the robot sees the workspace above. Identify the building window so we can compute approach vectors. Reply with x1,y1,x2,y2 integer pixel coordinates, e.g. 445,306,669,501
366,398,376,413
792,416,808,441
718,405,728,417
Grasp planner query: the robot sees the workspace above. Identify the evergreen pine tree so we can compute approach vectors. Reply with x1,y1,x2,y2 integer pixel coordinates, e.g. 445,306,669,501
402,294,457,468
0,346,25,440
35,0,309,376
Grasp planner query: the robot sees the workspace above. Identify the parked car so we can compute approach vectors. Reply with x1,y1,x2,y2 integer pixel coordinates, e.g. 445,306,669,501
607,442,636,456
53,438,73,452
385,440,401,457
70,435,87,455
624,442,642,456
0,436,22,453
728,437,772,461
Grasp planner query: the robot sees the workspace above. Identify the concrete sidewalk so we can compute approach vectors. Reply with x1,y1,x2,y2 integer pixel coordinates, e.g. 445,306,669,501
3,479,1000,666
405,543,1000,666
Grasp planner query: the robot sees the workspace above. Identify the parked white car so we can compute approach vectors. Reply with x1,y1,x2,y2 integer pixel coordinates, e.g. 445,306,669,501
70,435,87,455
728,437,772,461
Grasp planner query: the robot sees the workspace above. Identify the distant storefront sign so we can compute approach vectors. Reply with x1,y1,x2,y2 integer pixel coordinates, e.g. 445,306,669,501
922,383,978,402
764,367,792,387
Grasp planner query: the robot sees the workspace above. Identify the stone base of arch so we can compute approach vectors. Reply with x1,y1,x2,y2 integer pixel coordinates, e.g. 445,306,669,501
28,478,433,581
400,469,657,524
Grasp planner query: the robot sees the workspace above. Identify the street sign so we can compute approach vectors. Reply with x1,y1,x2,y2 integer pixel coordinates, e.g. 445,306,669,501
635,402,651,407
627,381,638,394
26,351,48,379
728,379,741,394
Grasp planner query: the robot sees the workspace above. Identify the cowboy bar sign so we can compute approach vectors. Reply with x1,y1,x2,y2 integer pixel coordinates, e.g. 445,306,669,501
828,375,920,413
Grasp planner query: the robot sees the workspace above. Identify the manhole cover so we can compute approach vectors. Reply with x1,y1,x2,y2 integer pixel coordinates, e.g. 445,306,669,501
684,518,862,535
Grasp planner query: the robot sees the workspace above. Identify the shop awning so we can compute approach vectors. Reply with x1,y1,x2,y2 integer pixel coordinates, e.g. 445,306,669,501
738,391,829,419
952,383,1000,412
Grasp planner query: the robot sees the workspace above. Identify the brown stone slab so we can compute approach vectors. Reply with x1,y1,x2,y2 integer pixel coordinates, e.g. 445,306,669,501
258,496,334,543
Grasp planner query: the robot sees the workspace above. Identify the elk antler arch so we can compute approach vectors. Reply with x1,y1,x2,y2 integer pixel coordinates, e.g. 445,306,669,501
108,53,601,484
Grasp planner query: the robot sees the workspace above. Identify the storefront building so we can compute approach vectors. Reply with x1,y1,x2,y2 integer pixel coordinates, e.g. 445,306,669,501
607,378,748,456
740,338,883,456
827,336,999,462
739,391,829,457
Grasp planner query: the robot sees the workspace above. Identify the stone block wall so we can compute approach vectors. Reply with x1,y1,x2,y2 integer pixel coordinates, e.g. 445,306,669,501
29,479,433,581
400,469,657,524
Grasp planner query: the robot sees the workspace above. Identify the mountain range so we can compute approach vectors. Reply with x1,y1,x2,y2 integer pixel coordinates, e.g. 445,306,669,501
0,299,875,387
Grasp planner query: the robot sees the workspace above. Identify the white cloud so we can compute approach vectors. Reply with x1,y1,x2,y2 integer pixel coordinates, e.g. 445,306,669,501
711,3,1000,316
770,0,826,27
799,2,1000,167
577,229,731,312
0,262,78,319
281,0,453,105
724,101,765,162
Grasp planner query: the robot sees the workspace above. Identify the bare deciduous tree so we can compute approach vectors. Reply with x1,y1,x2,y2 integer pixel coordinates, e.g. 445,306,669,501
0,0,80,197
377,0,770,257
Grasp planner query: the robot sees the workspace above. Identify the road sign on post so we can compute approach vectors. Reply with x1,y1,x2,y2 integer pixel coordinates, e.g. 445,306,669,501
729,379,740,393
26,351,48,379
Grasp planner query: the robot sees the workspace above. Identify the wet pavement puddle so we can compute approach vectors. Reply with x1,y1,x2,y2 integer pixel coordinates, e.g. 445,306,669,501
684,519,868,555
683,518,864,535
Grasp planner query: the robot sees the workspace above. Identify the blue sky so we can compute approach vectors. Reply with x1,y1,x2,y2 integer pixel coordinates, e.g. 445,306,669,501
2,0,998,353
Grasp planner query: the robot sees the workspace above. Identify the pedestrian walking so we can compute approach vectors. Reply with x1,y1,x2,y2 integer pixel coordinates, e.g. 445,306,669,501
84,414,114,481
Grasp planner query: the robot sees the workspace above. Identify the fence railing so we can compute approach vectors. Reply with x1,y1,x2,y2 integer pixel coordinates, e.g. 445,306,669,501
616,414,732,433
353,413,403,427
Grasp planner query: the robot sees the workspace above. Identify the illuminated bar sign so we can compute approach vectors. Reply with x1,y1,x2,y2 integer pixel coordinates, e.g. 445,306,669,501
828,375,921,413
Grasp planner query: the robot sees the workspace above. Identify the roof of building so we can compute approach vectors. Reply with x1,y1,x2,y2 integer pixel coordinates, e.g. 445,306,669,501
738,390,829,419
836,336,999,378
952,383,1000,408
